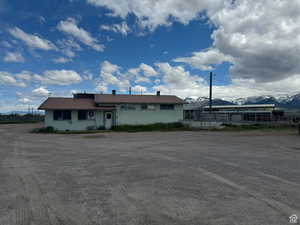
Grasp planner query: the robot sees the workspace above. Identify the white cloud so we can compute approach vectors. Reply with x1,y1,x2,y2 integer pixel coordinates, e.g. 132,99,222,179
89,0,300,85
3,52,25,63
57,18,104,51
1,40,12,48
87,0,223,30
32,87,50,97
139,63,158,77
132,85,147,93
8,27,57,50
206,0,300,82
82,71,93,80
15,71,35,81
100,22,131,35
34,70,82,86
18,97,31,104
152,63,300,100
153,63,208,97
96,61,130,92
174,48,232,70
0,72,26,87
53,57,71,63
57,38,82,58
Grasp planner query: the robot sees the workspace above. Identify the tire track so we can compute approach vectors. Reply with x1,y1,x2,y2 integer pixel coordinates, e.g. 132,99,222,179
142,150,300,218
8,137,92,225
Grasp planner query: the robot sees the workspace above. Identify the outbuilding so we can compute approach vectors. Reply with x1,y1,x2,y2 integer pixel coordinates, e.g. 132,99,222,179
38,91,185,131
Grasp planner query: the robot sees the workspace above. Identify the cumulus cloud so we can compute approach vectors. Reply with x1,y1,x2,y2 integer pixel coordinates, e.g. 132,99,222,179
174,48,232,70
131,85,147,93
32,87,50,97
154,63,207,96
8,27,57,50
88,0,300,84
96,61,130,92
57,38,82,58
87,0,223,30
152,63,300,100
18,97,31,104
3,52,25,63
57,18,104,51
206,0,300,82
34,70,82,86
15,71,36,81
0,72,26,87
100,22,131,35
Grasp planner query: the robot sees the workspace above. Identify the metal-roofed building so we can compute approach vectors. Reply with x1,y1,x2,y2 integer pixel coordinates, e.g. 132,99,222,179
184,104,283,122
38,91,185,131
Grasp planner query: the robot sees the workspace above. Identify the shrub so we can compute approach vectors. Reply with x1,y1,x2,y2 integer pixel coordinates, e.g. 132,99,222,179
31,126,56,133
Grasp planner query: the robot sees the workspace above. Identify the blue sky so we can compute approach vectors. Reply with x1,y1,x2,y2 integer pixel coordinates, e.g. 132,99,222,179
1,0,300,112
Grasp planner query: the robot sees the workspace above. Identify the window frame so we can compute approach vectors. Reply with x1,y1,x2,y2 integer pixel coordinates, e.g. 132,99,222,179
141,104,156,110
120,104,136,110
78,110,95,120
160,104,175,110
53,110,71,121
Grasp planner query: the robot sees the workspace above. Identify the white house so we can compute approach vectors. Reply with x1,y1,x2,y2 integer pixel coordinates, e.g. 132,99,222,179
38,91,185,131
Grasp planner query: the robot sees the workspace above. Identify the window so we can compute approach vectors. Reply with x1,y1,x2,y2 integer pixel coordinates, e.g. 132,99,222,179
141,104,156,110
53,110,71,120
160,104,175,110
106,113,112,119
78,110,95,120
120,104,136,110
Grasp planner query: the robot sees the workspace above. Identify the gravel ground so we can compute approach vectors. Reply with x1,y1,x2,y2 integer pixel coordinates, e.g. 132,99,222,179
0,123,299,225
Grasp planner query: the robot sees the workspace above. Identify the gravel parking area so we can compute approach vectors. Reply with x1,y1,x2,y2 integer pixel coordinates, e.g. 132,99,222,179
0,124,299,225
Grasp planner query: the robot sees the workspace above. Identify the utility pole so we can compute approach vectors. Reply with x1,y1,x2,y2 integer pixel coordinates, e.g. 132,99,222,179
209,72,213,113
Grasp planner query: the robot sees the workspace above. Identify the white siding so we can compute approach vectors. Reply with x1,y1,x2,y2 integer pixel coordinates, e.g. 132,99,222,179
115,104,183,125
45,110,104,131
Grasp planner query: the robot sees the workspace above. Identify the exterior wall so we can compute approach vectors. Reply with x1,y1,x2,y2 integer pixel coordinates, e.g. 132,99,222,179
115,104,183,125
44,104,184,130
45,110,104,131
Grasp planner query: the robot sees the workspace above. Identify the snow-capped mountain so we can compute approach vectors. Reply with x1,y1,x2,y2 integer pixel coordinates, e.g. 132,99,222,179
184,93,300,109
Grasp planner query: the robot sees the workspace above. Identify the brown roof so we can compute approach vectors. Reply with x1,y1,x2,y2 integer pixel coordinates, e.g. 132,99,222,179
38,98,115,110
94,94,185,104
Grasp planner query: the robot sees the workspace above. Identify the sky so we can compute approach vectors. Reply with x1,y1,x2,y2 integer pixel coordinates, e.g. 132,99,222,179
1,0,300,112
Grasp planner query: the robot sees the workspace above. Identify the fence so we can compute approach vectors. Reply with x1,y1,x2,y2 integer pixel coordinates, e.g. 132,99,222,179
0,113,44,123
184,110,296,124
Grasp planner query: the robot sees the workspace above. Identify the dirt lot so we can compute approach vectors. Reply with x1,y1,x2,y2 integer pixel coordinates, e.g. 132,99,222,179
0,124,299,225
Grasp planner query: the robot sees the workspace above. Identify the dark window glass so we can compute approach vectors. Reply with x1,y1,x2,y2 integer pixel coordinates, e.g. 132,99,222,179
78,110,88,120
120,104,135,110
160,104,175,110
141,104,147,110
106,113,112,119
53,110,71,120
78,110,95,120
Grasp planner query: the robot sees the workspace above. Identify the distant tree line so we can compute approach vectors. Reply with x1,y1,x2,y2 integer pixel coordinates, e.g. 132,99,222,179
0,113,44,123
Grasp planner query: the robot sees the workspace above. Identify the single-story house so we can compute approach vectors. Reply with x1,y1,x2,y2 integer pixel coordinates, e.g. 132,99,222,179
38,91,185,131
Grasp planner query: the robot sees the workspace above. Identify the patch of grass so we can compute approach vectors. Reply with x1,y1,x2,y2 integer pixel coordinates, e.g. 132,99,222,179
31,126,109,134
82,134,106,139
0,120,41,124
221,123,296,132
112,122,187,132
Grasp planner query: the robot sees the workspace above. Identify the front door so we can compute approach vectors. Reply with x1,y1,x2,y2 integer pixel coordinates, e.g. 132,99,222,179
104,112,113,130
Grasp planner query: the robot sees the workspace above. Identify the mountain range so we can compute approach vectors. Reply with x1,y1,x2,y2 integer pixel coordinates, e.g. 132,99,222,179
184,93,300,109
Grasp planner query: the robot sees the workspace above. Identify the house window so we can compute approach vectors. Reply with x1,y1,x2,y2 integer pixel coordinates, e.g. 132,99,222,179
141,104,156,110
160,104,175,110
121,104,136,110
53,110,71,120
78,110,95,120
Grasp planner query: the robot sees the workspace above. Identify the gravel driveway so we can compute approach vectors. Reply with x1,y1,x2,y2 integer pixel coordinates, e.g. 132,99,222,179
0,124,299,225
